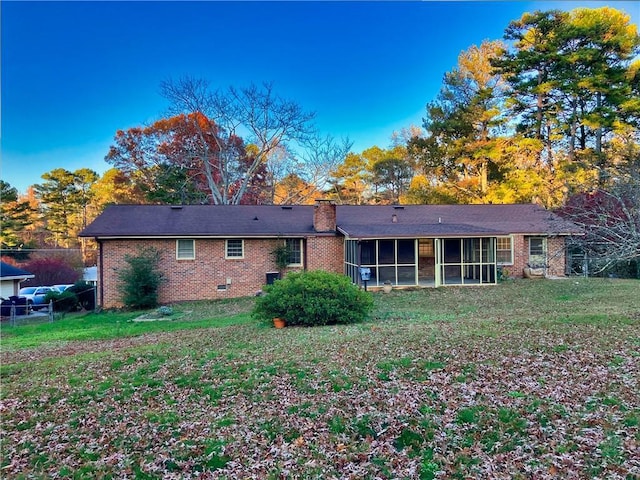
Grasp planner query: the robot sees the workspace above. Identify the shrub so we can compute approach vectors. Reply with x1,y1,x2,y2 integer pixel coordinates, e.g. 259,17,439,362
117,247,163,310
253,270,373,327
68,281,96,311
45,290,79,313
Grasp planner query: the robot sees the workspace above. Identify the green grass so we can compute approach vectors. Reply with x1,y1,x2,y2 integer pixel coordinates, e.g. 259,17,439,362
1,278,639,479
0,297,257,349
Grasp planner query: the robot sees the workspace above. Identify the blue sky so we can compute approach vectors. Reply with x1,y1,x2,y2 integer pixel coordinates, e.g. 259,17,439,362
2,1,638,194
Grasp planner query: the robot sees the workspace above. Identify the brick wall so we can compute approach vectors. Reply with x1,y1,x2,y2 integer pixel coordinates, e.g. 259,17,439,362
546,236,567,277
99,236,345,308
98,233,569,307
313,200,337,232
306,235,344,273
508,234,567,278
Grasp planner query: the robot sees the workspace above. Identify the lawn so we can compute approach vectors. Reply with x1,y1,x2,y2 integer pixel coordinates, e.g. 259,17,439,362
1,278,639,479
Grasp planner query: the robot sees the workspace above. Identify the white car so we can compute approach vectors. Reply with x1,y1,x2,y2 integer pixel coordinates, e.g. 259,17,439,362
18,286,56,310
53,284,74,292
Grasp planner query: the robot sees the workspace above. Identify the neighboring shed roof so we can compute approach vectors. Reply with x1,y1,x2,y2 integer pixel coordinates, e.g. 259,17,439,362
0,262,35,280
80,203,581,239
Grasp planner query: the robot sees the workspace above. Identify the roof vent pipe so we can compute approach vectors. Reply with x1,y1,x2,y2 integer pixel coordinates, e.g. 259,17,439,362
438,217,442,224
392,214,398,223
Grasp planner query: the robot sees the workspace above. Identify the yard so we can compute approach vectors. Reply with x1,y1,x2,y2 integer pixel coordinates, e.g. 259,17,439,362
1,278,639,479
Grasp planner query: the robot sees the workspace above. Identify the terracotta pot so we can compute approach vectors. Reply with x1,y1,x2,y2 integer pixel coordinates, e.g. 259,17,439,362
273,317,286,329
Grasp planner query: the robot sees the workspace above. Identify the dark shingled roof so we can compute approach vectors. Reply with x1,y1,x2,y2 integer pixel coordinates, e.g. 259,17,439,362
0,262,34,279
80,205,318,238
80,203,582,239
336,204,582,238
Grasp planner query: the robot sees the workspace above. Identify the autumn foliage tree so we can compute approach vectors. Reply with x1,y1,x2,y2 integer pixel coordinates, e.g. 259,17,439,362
404,7,639,207
158,78,316,205
106,113,253,205
409,40,508,204
494,7,640,190
557,181,640,276
21,256,82,287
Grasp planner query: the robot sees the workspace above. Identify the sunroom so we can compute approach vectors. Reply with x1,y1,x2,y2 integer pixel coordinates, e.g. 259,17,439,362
344,236,498,288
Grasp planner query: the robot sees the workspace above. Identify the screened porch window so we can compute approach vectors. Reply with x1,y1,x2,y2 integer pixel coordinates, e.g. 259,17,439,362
344,237,497,288
440,238,496,285
351,239,418,287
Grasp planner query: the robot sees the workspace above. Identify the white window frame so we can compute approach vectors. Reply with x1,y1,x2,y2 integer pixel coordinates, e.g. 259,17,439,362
496,236,513,265
225,239,244,259
176,239,195,260
285,238,303,267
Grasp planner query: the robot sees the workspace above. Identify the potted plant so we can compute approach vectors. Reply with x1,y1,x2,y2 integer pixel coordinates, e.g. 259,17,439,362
382,280,393,293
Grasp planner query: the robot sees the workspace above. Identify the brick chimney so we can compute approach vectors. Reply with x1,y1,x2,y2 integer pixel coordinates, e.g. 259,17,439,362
313,199,336,232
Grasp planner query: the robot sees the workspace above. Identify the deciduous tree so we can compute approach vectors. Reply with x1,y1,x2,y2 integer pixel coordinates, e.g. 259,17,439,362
557,181,640,275
329,152,370,205
106,113,235,204
159,77,316,204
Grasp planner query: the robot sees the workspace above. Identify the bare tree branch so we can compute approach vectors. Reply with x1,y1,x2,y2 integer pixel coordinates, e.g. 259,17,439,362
160,77,316,204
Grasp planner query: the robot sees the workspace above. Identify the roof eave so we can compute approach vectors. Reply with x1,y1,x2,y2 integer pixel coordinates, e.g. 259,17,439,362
1,275,35,281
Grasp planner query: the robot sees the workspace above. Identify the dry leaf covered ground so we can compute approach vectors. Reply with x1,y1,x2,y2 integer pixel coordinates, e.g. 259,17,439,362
1,278,639,479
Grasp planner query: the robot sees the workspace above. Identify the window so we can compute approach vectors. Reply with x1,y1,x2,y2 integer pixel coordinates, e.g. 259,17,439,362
529,238,545,256
225,239,244,259
285,239,303,266
176,239,195,260
528,237,547,268
419,239,434,257
496,236,513,264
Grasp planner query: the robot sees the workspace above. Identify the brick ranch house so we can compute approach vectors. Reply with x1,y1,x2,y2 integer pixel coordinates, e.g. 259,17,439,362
80,200,582,308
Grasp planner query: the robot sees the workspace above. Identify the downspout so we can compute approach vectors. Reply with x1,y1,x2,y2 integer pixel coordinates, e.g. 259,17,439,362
98,239,104,308
357,240,362,287
303,238,308,272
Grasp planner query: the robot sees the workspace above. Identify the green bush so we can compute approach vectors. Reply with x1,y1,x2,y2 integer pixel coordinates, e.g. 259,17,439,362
45,290,79,313
68,281,96,311
253,270,373,327
117,247,163,309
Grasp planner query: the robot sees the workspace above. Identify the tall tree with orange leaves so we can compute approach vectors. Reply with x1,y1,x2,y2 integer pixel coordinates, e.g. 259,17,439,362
158,78,316,205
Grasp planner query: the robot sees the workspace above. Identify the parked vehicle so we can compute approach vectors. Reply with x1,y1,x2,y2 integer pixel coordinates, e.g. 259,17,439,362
18,286,56,311
53,284,74,292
